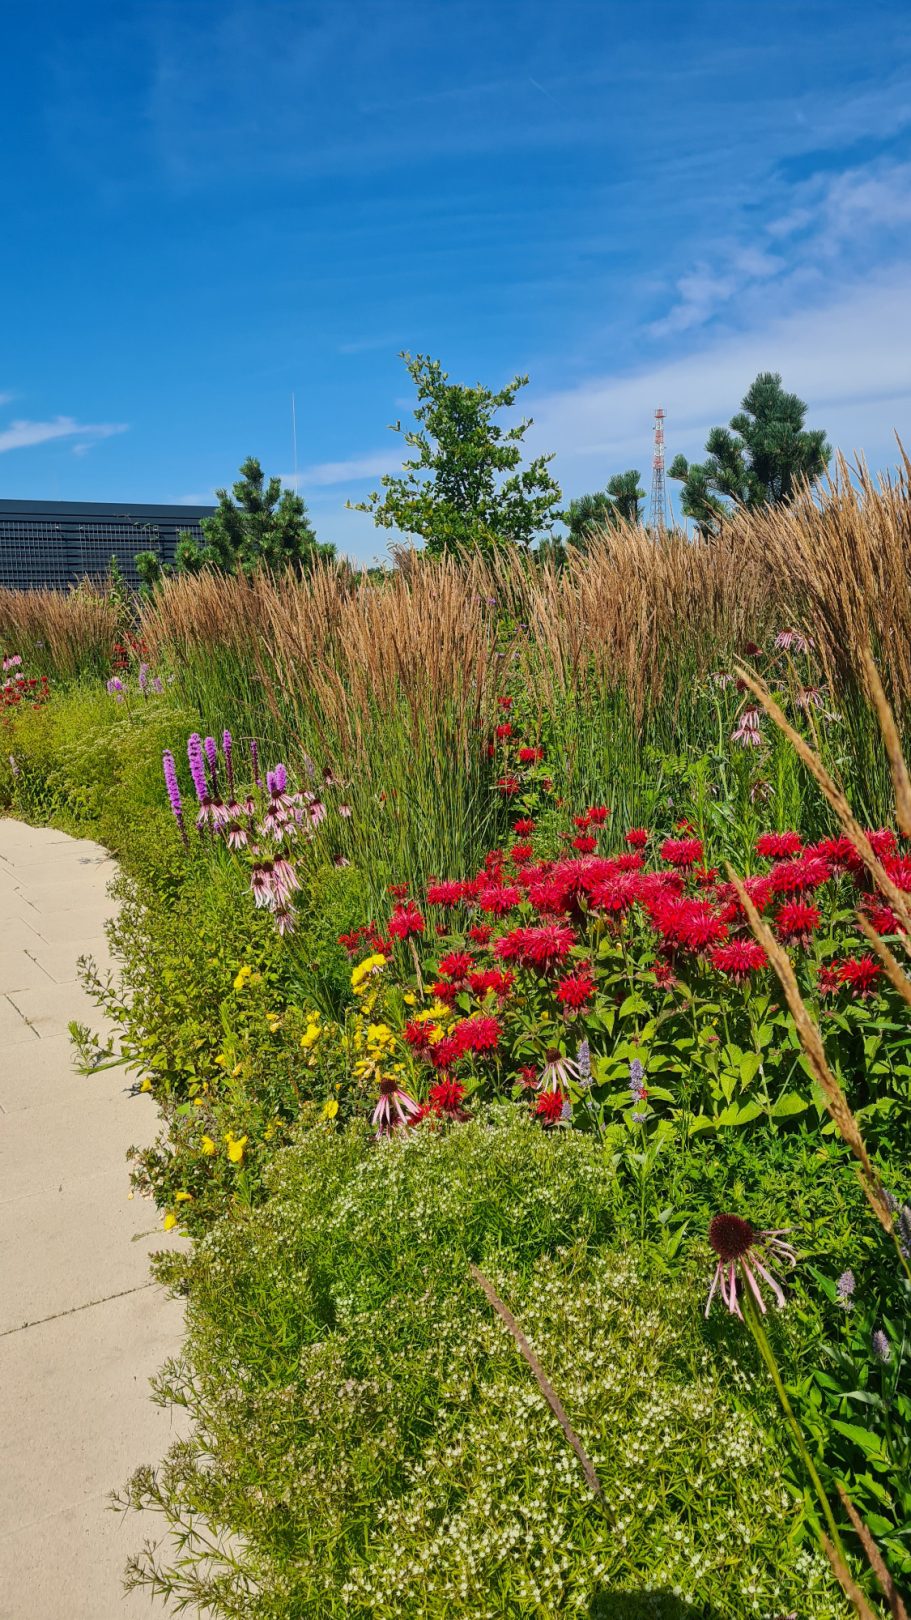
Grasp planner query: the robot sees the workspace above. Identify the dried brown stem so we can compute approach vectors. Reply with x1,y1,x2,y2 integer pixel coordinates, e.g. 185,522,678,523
836,1483,910,1620
469,1263,605,1502
821,1533,882,1620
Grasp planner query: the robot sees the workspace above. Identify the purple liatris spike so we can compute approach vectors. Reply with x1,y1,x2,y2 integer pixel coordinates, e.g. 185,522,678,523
250,738,262,786
138,663,149,695
203,736,218,794
162,750,189,849
272,762,287,796
872,1328,891,1363
187,734,208,804
222,730,234,797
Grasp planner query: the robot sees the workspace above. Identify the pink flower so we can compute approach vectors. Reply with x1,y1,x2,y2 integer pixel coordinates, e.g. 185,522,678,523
372,1076,421,1136
706,1214,796,1318
731,707,762,747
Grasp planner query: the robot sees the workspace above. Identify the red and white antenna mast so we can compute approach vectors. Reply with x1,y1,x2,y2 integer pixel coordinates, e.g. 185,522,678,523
648,406,670,533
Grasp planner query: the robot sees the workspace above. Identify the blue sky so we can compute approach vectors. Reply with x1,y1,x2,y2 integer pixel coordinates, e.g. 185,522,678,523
2,0,911,560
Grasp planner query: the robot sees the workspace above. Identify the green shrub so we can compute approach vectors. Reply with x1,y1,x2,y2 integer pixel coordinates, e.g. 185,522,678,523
121,1115,848,1619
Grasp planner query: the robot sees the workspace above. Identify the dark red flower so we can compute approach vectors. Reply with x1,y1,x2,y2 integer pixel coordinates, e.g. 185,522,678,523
387,882,410,898
518,745,544,763
388,903,425,939
477,883,522,915
837,954,883,997
535,1088,565,1124
494,923,575,971
496,721,513,740
863,899,901,935
587,805,609,825
428,1079,467,1117
775,900,821,946
467,967,514,998
572,834,597,854
450,1014,502,1054
625,827,650,848
755,831,803,859
555,969,596,1009
817,964,841,996
497,695,513,709
768,856,831,894
513,817,536,835
437,950,473,980
660,836,704,867
497,775,520,796
404,1020,437,1051
519,1064,539,1088
468,922,493,945
710,940,768,981
573,814,591,831
426,880,465,906
510,842,534,865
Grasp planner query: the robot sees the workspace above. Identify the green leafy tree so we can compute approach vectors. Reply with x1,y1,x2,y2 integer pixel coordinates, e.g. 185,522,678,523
170,458,333,577
670,372,830,535
565,470,646,546
351,353,563,555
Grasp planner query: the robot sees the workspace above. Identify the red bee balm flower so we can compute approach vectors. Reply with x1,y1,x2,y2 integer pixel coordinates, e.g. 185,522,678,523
496,722,513,739
660,836,704,867
768,856,831,894
428,1079,467,1117
625,828,649,848
587,805,609,824
426,880,464,906
535,1088,566,1124
388,903,425,939
513,818,536,835
709,940,768,981
437,951,473,980
467,967,514,998
494,924,575,971
774,901,820,947
555,970,596,1009
450,1014,502,1054
572,834,597,853
838,954,883,996
755,831,803,858
518,746,544,763
497,775,520,796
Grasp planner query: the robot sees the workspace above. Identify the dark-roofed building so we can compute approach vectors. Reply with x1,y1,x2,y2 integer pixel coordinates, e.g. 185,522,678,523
0,500,216,590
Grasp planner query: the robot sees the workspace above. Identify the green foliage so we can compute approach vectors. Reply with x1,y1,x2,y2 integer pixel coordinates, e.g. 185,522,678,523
119,1116,848,1618
169,457,333,577
351,352,563,555
565,470,646,546
670,372,831,535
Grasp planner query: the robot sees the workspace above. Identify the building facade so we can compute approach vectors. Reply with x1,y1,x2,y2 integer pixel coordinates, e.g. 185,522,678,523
0,500,216,590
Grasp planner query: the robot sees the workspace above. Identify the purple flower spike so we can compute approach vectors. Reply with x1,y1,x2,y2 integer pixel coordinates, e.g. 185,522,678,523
203,736,218,794
187,734,208,804
250,738,262,786
138,663,150,695
272,762,287,795
222,730,234,797
162,750,189,849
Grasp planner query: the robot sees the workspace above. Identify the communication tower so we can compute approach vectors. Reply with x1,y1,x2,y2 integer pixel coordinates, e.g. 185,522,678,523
648,406,671,533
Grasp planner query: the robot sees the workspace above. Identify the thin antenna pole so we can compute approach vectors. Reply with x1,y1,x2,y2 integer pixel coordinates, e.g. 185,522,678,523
291,392,298,490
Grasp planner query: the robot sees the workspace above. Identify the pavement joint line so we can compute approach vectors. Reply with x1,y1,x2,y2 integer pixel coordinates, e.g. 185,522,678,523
0,1281,157,1339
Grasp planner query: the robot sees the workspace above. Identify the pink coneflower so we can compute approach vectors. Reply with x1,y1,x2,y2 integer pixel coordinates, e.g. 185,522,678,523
538,1045,581,1092
705,1214,797,1318
271,856,299,904
372,1075,420,1136
305,794,327,826
250,862,273,907
775,628,812,654
273,905,296,936
731,707,762,747
226,821,249,851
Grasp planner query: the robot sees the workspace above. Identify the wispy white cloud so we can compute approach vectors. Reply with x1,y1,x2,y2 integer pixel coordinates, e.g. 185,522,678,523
288,451,396,489
528,272,911,495
0,415,128,454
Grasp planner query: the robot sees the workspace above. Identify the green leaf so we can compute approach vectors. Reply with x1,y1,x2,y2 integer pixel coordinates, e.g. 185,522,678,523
769,1092,809,1118
618,992,648,1018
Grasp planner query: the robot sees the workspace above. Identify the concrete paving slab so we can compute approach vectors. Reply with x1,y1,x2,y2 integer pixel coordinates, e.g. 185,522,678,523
0,817,183,1617
8,979,115,1037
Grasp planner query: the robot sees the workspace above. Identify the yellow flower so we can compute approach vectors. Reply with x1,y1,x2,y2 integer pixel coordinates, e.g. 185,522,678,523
215,1052,228,1068
175,1190,192,1203
403,992,416,1006
193,1095,206,1106
201,1135,216,1156
322,1098,339,1120
224,1132,248,1164
351,952,387,993
300,1020,321,1050
139,1077,153,1093
163,1212,178,1231
233,964,253,992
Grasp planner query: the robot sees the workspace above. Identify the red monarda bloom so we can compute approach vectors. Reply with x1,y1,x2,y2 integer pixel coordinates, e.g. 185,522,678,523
497,695,512,709
768,856,831,894
518,745,544,763
404,1019,437,1051
513,818,536,835
710,940,768,981
838,954,883,997
426,879,464,906
774,900,820,947
437,950,473,980
651,896,727,952
468,967,514,998
388,902,425,939
450,1014,502,1054
863,899,901,935
494,923,575,971
477,883,522,915
496,721,513,739
555,970,596,1009
755,831,803,858
625,828,649,848
428,1079,467,1117
468,922,493,945
587,805,609,825
429,979,458,1005
660,836,704,867
497,775,520,796
572,834,597,854
573,814,591,830
510,842,534,865
387,882,410,898
535,1088,565,1124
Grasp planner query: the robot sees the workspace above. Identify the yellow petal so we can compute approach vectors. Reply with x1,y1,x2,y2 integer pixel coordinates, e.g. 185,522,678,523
201,1135,216,1155
322,1098,339,1120
163,1212,178,1231
139,1077,153,1093
175,1191,192,1203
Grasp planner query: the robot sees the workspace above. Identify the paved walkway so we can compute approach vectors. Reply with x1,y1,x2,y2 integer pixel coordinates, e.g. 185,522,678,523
0,819,184,1620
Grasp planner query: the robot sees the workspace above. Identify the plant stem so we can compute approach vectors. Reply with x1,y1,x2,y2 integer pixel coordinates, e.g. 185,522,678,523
741,1284,847,1563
